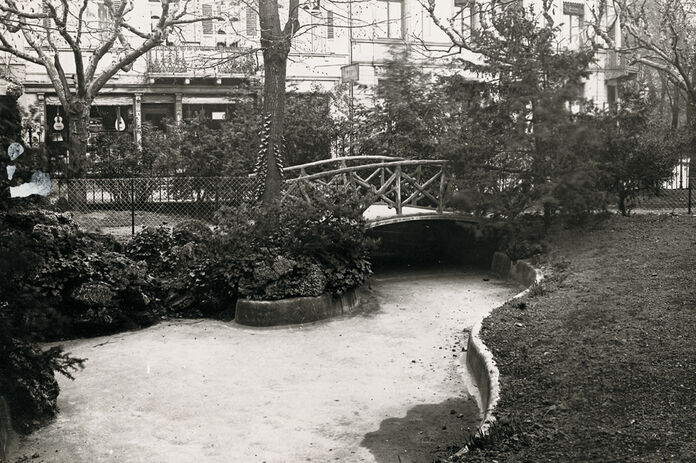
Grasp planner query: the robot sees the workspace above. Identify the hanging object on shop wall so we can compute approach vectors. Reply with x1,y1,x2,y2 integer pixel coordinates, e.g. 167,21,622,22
53,110,64,131
115,107,127,132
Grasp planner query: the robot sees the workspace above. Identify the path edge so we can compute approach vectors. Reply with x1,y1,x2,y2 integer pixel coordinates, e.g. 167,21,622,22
464,252,543,440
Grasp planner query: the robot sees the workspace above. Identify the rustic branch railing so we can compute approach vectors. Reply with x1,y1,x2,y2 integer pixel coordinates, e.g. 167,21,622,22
283,159,450,215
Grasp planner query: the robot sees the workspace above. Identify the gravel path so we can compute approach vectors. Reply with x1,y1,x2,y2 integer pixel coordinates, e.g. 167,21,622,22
15,269,516,463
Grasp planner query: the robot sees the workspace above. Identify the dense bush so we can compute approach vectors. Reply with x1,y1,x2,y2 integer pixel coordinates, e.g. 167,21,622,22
1,210,159,340
0,210,86,434
585,90,685,215
125,220,231,318
213,186,376,301
88,91,337,178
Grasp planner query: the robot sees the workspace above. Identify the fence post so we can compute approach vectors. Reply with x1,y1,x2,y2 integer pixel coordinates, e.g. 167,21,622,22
438,165,446,213
395,164,402,215
130,178,135,236
688,175,692,215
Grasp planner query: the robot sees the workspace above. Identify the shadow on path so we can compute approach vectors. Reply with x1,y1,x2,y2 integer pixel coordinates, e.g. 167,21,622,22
361,397,480,463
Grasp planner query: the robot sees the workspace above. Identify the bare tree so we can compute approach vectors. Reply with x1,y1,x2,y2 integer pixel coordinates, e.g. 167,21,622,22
590,0,696,126
0,0,218,176
251,0,374,205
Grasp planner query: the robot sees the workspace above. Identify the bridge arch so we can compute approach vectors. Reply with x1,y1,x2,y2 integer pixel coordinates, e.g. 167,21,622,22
278,157,498,269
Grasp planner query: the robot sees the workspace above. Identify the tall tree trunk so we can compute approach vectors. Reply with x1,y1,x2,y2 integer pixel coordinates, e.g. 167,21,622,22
253,40,290,207
66,100,91,205
263,46,288,206
67,100,91,178
671,83,681,128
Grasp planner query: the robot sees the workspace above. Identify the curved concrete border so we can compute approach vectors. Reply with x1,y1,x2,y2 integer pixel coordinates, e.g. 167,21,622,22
235,286,364,327
465,253,543,437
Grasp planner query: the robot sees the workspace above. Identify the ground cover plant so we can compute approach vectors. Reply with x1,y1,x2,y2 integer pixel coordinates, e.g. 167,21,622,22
452,214,696,462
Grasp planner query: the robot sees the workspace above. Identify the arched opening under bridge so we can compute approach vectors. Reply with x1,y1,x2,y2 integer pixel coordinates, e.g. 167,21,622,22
367,219,498,272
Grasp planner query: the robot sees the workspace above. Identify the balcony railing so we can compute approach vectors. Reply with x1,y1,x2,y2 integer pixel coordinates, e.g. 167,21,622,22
146,45,258,77
605,50,638,81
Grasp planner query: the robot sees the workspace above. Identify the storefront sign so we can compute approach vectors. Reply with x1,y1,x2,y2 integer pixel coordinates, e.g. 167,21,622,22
341,63,360,83
563,2,584,16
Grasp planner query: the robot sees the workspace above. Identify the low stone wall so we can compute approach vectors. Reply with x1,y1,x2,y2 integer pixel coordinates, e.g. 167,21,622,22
235,287,363,327
490,251,538,287
0,395,16,462
465,252,541,437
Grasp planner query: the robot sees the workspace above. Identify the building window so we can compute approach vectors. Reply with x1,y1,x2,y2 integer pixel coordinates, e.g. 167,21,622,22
202,4,213,35
607,85,617,109
562,2,585,49
246,5,258,36
375,0,403,39
327,10,334,39
455,0,478,36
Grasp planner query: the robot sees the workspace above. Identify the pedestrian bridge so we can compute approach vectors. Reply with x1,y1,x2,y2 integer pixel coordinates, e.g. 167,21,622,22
282,156,477,228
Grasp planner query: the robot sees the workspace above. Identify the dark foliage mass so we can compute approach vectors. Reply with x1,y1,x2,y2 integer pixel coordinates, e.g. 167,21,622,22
1,210,157,341
354,8,684,223
0,209,87,433
0,189,375,434
212,185,376,301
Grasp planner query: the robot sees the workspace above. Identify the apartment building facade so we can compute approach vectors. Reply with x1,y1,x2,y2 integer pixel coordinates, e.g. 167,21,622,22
1,0,633,153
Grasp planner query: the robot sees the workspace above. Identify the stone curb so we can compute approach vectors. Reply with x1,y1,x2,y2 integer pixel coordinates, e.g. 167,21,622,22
235,286,364,327
457,253,543,457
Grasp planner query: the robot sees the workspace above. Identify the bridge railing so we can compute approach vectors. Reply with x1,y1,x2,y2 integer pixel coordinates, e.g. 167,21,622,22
282,156,404,178
283,158,449,215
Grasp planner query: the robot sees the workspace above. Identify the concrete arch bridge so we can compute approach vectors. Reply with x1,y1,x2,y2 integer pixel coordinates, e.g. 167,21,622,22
281,156,477,229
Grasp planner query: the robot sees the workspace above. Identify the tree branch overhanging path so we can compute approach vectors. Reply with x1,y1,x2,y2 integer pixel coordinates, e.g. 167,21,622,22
0,0,219,176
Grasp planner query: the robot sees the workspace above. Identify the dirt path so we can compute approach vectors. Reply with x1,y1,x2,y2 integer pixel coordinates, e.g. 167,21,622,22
15,269,517,463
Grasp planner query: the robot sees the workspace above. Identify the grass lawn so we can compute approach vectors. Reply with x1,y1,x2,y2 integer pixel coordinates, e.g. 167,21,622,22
458,214,696,462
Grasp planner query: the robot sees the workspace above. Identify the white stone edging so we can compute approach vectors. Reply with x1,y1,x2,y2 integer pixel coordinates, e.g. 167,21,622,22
457,256,543,457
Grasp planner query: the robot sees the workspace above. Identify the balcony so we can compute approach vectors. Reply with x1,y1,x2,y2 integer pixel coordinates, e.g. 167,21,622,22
605,50,638,82
146,45,258,79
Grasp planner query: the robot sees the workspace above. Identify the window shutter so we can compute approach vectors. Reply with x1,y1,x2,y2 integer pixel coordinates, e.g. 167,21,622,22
246,6,257,36
327,10,334,39
202,3,213,35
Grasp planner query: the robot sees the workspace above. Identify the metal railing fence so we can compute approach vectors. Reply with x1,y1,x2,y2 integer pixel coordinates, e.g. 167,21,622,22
52,176,254,235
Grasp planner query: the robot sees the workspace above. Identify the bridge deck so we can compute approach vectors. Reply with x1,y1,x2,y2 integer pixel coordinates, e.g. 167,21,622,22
363,204,477,228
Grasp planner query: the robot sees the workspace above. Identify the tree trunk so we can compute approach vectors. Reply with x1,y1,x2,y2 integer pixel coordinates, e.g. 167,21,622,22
671,83,681,129
66,101,91,205
67,101,91,178
258,43,290,207
687,98,696,129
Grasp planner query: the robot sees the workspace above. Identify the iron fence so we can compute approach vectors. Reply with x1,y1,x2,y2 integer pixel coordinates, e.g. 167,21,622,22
48,158,694,237
51,176,254,236
635,158,692,213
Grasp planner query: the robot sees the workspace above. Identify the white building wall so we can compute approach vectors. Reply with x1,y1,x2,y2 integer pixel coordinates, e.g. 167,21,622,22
1,0,623,124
